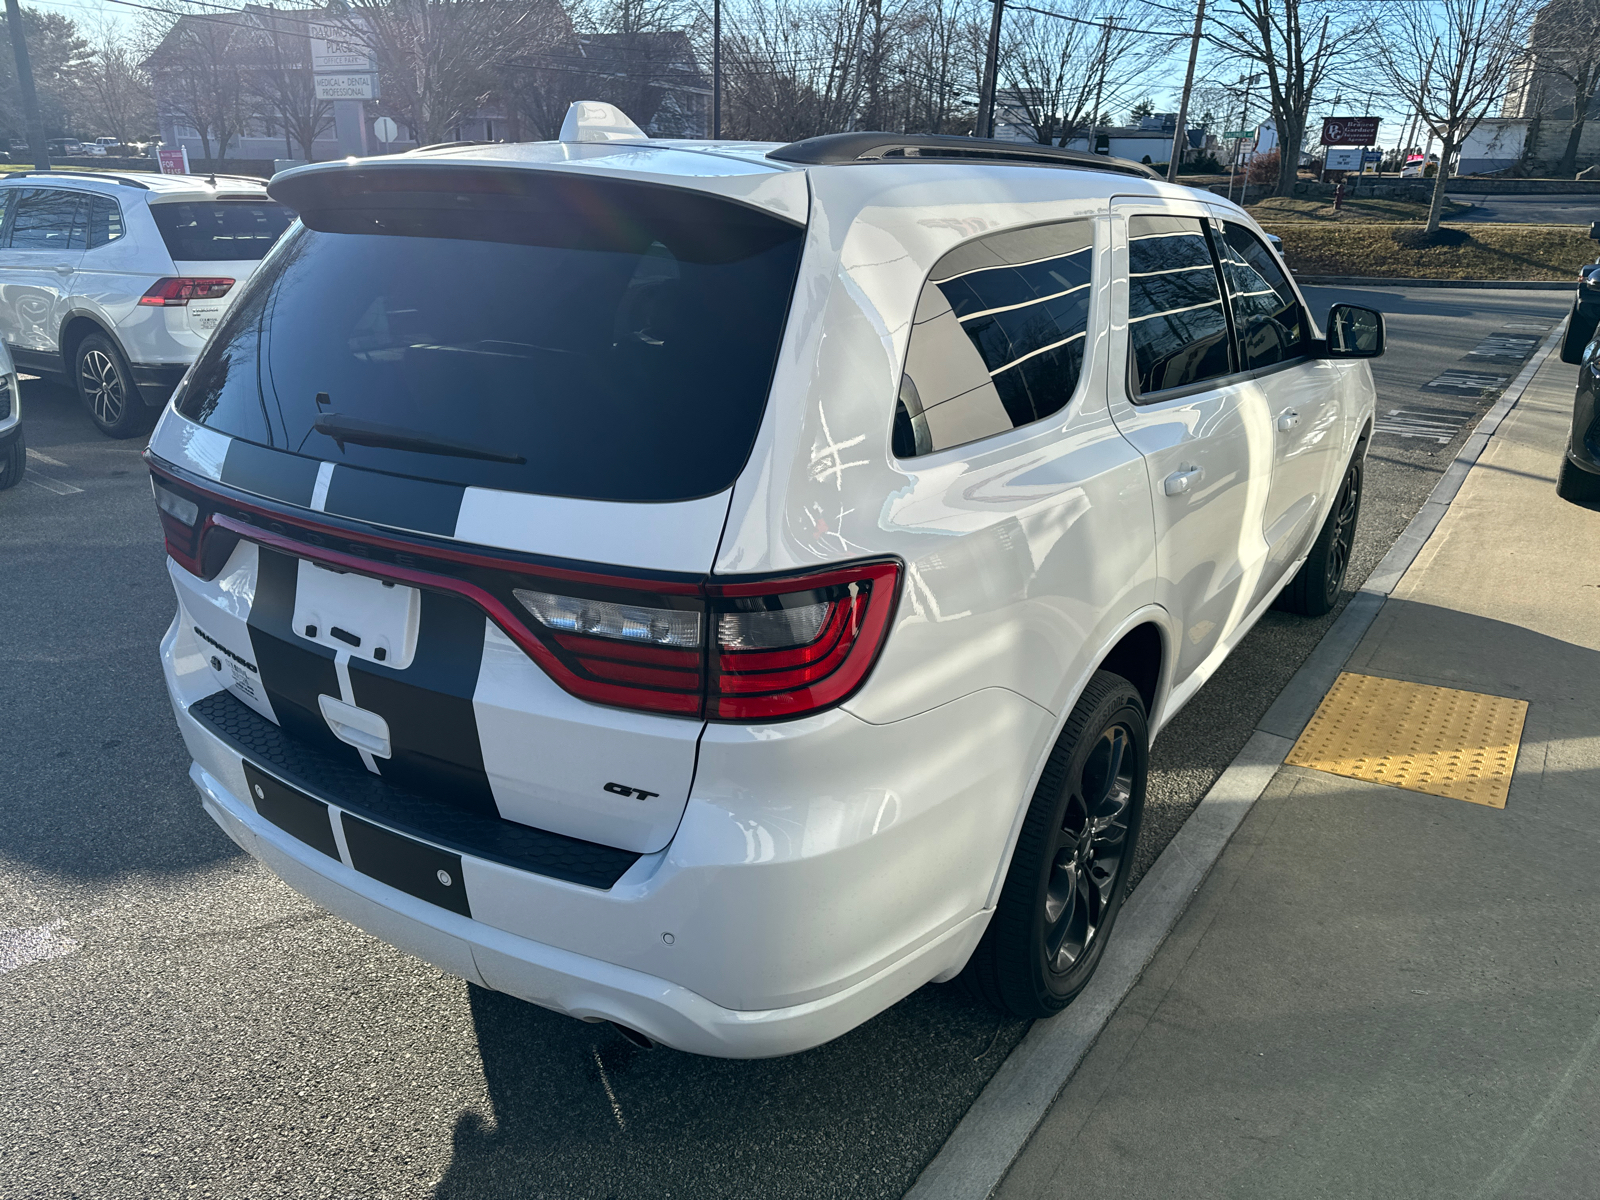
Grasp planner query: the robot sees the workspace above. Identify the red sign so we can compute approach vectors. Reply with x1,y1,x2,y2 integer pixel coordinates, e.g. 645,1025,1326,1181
1322,117,1380,146
157,146,189,174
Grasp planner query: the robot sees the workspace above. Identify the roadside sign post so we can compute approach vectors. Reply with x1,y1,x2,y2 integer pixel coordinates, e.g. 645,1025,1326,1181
157,145,189,174
372,116,398,151
309,19,376,158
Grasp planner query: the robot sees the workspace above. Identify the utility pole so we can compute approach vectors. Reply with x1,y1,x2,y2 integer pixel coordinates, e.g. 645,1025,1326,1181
5,0,49,172
1088,20,1112,155
975,0,1005,139
1167,0,1206,182
712,0,721,139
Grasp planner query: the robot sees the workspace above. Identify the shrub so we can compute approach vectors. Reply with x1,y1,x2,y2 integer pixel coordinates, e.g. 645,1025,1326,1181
1247,149,1280,184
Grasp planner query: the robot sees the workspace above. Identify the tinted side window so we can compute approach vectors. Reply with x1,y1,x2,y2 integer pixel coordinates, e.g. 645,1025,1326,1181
150,200,294,261
897,220,1094,457
1127,215,1232,396
88,196,124,249
1218,222,1306,369
8,189,85,250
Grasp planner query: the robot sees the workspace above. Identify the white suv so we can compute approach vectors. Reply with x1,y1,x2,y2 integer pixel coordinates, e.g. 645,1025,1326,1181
0,172,293,437
148,106,1381,1057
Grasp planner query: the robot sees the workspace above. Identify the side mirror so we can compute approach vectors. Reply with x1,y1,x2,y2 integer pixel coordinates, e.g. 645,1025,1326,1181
1324,304,1384,358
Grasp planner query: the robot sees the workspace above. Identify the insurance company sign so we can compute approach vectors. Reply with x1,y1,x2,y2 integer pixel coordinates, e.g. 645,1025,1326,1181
1321,117,1380,146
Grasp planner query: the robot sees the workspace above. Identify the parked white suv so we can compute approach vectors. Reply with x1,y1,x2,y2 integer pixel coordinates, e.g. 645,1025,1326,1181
0,172,293,437
148,105,1381,1057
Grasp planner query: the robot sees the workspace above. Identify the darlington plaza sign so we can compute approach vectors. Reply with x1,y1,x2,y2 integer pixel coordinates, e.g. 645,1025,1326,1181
1322,117,1381,146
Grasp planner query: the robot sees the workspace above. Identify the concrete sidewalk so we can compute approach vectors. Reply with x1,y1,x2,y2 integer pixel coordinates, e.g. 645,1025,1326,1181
995,353,1600,1198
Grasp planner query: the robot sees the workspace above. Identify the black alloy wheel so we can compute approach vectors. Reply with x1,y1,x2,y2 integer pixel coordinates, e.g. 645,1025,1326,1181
0,427,23,490
964,671,1148,1018
76,333,148,439
1276,450,1364,617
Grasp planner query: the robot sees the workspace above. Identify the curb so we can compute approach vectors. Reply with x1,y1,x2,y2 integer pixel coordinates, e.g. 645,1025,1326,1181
902,319,1570,1200
1292,276,1571,290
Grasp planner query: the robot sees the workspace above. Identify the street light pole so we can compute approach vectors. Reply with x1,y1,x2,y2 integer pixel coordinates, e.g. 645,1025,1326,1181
975,0,1005,139
712,0,721,140
1167,0,1206,182
4,0,49,171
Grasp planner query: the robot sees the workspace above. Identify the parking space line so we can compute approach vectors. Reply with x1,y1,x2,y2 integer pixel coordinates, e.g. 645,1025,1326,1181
26,448,68,468
26,472,84,495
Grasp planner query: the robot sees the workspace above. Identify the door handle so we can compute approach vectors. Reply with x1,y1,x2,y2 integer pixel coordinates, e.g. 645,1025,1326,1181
1276,408,1300,431
1163,466,1204,496
53,263,74,275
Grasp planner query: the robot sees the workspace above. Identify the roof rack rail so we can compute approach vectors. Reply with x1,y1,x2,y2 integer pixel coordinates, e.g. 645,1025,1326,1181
765,132,1163,179
407,140,490,154
2,169,152,190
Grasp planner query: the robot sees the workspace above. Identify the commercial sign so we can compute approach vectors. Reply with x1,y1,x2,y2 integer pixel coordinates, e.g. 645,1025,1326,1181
1322,116,1381,146
308,21,372,72
315,73,377,101
1324,146,1363,171
157,146,189,174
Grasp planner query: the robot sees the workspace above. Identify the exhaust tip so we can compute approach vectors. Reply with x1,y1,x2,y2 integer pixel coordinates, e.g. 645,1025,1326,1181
608,1021,655,1050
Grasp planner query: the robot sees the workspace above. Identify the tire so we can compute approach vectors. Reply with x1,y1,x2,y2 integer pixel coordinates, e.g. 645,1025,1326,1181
964,671,1148,1018
0,428,23,491
1556,454,1600,505
1560,299,1600,365
76,333,148,438
1275,451,1364,617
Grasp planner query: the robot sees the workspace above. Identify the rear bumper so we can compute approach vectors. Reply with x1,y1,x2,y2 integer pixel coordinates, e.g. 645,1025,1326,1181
162,610,1052,1057
132,362,189,406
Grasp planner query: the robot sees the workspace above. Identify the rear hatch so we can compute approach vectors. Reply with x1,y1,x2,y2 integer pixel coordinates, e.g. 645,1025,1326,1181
148,196,295,334
159,165,806,854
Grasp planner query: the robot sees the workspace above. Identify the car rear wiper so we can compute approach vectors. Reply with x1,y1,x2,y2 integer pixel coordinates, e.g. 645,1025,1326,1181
312,413,526,464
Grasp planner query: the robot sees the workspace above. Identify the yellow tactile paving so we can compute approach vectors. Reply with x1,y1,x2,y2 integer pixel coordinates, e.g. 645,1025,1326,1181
1287,672,1528,808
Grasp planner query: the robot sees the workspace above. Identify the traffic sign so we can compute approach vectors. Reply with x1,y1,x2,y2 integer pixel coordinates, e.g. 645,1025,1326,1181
1223,129,1253,139
373,117,399,144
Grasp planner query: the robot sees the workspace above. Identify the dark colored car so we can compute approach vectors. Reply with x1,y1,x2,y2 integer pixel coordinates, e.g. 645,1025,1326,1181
1555,223,1600,503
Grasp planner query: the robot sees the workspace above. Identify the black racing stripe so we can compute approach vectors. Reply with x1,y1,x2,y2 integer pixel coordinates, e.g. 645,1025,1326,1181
322,466,463,537
221,439,321,508
245,546,365,770
347,589,497,818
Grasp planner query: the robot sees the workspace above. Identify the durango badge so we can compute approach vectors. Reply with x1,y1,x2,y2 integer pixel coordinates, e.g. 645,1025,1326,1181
604,782,660,801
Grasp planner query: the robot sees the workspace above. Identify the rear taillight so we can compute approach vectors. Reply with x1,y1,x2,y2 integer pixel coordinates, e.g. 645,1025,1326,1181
708,562,900,720
139,277,235,306
149,462,900,721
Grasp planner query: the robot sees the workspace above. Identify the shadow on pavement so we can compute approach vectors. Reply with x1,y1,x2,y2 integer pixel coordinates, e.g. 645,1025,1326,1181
433,982,1029,1200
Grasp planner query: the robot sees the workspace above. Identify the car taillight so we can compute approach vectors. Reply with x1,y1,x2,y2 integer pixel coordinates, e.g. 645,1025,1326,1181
149,460,900,721
514,588,704,716
707,562,900,719
139,277,235,306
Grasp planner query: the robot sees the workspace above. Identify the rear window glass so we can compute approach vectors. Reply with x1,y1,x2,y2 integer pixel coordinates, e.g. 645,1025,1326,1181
1127,215,1233,396
177,174,805,504
150,200,294,260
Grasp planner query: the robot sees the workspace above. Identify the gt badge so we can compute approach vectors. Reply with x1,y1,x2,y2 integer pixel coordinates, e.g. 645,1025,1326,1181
604,782,660,801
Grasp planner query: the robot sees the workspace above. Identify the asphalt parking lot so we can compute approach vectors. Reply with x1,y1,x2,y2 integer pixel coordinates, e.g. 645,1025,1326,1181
0,285,1573,1199
1444,192,1599,224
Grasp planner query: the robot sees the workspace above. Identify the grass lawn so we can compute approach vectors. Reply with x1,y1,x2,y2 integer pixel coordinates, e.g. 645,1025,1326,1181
1247,195,1471,223
1261,222,1593,280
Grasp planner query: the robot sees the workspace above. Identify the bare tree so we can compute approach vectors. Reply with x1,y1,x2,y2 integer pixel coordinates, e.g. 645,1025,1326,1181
1000,1,1163,147
340,0,568,146
895,0,984,134
1514,0,1600,176
1375,0,1537,230
718,0,884,140
142,3,252,161
242,9,332,161
81,20,157,145
1209,0,1364,196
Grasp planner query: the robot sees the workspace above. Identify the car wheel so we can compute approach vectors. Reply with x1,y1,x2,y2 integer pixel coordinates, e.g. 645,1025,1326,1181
0,428,23,490
1560,299,1599,365
1275,451,1363,617
964,670,1148,1018
76,333,148,438
1556,454,1600,505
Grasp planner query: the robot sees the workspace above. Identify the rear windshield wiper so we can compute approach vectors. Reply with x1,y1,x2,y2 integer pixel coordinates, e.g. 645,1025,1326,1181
312,413,526,465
